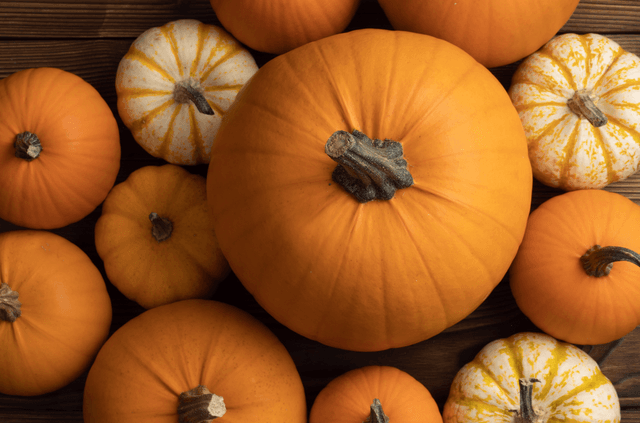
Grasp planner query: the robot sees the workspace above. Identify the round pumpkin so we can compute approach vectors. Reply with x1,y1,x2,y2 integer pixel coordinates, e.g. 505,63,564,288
209,0,361,54
207,29,533,351
443,332,620,423
509,33,640,190
309,366,443,423
95,164,230,309
378,0,580,68
509,189,640,345
83,299,307,423
116,19,258,165
0,67,120,229
0,230,112,396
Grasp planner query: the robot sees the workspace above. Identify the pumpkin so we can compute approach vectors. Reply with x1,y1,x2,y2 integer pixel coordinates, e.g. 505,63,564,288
377,0,580,69
95,164,230,309
443,332,621,423
0,230,112,396
83,299,307,423
116,19,258,165
0,67,120,229
209,0,361,54
509,189,640,345
207,29,533,351
509,33,640,191
309,366,443,423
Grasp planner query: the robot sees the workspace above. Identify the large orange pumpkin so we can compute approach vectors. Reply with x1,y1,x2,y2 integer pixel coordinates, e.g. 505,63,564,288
377,0,580,68
207,29,533,351
0,67,120,229
83,299,307,423
0,230,112,396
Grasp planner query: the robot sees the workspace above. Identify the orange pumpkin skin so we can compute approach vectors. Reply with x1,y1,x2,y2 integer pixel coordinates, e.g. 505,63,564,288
377,0,580,68
509,190,640,345
309,366,443,423
0,67,120,229
83,299,307,423
208,29,532,351
0,230,112,396
209,0,361,54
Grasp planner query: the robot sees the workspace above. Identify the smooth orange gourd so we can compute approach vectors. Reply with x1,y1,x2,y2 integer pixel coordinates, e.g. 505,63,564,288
208,29,532,351
0,67,120,229
0,230,112,396
83,299,307,423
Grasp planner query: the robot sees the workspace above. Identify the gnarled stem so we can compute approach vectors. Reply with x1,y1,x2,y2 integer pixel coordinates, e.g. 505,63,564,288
364,399,389,423
325,129,413,203
0,282,22,322
14,131,42,161
174,82,214,115
567,89,607,127
580,245,640,277
149,213,173,242
512,378,543,423
178,385,226,423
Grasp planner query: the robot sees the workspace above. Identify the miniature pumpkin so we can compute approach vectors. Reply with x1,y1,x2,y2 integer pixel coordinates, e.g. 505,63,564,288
83,299,307,423
509,33,640,190
509,189,640,345
0,67,120,229
0,230,112,396
95,164,230,309
378,0,580,68
443,332,620,423
116,19,258,165
309,366,443,423
207,29,532,351
209,0,361,54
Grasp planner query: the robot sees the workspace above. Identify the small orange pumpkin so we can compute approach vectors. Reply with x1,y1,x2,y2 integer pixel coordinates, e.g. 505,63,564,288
0,230,112,396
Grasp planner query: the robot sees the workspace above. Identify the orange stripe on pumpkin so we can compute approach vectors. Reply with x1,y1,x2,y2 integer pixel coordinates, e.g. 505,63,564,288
125,47,176,84
160,24,183,79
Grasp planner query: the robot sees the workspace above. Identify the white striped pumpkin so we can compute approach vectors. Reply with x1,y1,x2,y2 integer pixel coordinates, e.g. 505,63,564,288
116,19,258,165
443,332,620,423
509,33,640,190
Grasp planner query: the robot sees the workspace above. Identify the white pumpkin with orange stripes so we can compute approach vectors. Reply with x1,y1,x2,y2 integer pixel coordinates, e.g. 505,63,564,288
509,33,640,190
443,332,620,423
116,19,258,165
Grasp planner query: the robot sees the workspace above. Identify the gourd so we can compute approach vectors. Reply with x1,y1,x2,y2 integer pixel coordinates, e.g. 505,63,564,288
309,366,443,423
509,189,640,345
95,164,230,309
207,29,532,351
443,332,620,423
509,33,640,190
116,19,258,165
83,299,307,423
209,0,361,54
378,0,580,68
0,67,120,229
0,230,112,396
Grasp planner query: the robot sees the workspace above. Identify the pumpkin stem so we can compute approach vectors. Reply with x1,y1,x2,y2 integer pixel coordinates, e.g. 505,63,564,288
512,378,542,423
325,129,413,203
567,89,607,127
174,82,214,115
580,245,640,277
364,399,390,423
178,385,226,423
14,131,42,161
149,213,173,242
0,282,22,323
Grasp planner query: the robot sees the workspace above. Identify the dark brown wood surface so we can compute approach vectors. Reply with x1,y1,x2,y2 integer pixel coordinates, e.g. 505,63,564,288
1,0,639,421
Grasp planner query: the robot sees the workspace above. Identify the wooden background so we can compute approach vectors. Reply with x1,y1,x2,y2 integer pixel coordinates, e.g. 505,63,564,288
1,0,640,421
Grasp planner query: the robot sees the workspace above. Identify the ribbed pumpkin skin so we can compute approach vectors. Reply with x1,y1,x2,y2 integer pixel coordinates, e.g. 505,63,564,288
208,29,532,351
116,19,258,165
378,0,579,68
209,0,361,54
83,299,307,423
0,230,112,396
309,366,443,423
509,33,640,190
509,190,640,345
0,67,120,229
443,332,620,423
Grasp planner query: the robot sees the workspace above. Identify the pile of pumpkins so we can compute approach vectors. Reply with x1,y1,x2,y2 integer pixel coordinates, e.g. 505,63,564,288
1,0,639,422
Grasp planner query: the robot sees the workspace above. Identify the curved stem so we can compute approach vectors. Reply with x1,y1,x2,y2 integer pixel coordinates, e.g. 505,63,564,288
325,129,413,203
149,213,173,242
178,385,226,423
512,378,542,423
580,245,640,277
364,399,389,423
174,82,214,115
567,90,607,127
14,131,42,161
0,282,22,322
